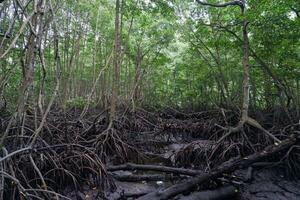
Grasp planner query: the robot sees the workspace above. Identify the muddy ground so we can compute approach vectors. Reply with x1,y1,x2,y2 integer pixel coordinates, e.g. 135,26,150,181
64,164,300,200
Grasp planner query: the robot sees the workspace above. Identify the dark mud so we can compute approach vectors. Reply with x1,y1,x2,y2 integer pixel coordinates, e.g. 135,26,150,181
239,168,300,200
63,166,300,200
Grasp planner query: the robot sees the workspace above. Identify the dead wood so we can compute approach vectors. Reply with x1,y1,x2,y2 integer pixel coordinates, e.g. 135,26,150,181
137,136,297,200
107,163,202,176
111,173,178,182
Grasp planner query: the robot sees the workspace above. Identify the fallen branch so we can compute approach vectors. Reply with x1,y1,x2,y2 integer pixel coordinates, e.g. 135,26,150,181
111,173,178,182
107,163,202,176
137,136,297,200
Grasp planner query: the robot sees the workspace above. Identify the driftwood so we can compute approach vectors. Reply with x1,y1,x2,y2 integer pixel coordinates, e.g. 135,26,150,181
178,185,237,200
137,136,297,200
107,163,202,176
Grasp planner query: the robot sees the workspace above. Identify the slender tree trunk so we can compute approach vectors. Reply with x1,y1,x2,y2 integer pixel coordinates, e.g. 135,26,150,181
131,44,143,110
241,6,250,122
109,0,122,125
197,1,280,143
17,1,45,123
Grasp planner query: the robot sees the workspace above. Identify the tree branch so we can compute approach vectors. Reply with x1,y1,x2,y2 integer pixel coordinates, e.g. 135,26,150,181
196,0,244,9
0,32,11,39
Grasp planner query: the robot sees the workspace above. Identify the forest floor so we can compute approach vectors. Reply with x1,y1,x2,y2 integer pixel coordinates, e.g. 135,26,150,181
0,107,300,199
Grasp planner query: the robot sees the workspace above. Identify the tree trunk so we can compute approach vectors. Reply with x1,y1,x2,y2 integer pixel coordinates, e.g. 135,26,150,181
241,5,250,123
17,1,45,123
109,0,122,125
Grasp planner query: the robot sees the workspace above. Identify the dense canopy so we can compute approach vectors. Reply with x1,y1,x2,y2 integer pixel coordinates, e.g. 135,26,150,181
0,0,299,110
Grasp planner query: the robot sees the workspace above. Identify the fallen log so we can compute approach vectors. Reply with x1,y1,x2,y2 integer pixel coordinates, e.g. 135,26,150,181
178,185,237,200
107,163,202,176
137,136,297,200
111,173,179,182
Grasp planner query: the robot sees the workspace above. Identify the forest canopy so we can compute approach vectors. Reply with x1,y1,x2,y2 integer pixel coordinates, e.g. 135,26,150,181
0,0,299,111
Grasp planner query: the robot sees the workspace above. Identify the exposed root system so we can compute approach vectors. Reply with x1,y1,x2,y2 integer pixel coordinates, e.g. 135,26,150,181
0,107,299,199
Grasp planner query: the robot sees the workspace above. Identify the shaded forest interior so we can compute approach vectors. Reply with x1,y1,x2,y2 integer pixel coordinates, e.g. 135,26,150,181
0,0,300,199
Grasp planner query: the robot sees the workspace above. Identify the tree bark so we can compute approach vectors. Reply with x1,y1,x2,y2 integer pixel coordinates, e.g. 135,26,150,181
109,0,122,125
241,5,250,123
17,0,45,124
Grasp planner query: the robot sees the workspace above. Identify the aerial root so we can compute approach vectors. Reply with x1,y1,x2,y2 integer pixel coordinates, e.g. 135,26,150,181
0,142,109,199
0,107,298,199
93,126,140,163
280,145,300,177
216,117,280,144
210,117,281,163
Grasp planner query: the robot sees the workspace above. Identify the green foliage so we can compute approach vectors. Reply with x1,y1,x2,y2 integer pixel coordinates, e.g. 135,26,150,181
0,0,299,110
65,97,92,109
